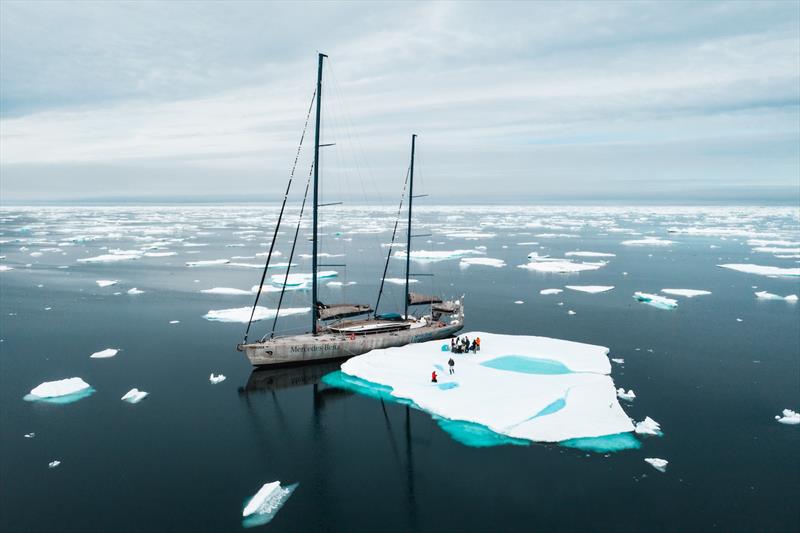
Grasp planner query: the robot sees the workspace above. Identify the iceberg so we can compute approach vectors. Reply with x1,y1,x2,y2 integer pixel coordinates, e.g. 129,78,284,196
633,292,677,310
331,332,636,448
241,480,298,528
616,388,635,401
644,458,668,472
203,306,310,323
565,285,614,294
718,264,800,277
186,259,230,267
127,288,144,295
96,280,118,287
661,289,711,298
540,288,563,295
459,257,506,268
26,377,94,403
755,291,797,302
635,416,662,436
90,348,119,359
565,251,616,258
621,237,675,246
121,388,149,404
775,409,800,425
200,287,253,295
210,373,226,384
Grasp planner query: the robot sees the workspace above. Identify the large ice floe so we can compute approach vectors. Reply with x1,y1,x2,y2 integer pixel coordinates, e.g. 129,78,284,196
644,457,668,472
518,258,607,273
633,292,678,310
754,291,798,302
718,264,800,277
203,306,309,323
325,332,638,452
661,289,711,298
241,480,298,528
186,259,230,267
25,377,95,404
269,271,337,288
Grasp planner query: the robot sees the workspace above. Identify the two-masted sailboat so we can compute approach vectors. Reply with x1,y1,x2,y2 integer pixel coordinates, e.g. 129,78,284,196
236,53,464,367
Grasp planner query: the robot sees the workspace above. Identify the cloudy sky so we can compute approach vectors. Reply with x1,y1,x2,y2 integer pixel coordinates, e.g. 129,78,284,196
1,1,798,203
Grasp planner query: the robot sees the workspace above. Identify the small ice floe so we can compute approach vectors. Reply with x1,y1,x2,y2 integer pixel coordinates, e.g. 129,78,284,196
169,320,180,324
519,260,606,273
200,287,253,295
327,281,357,287
121,388,149,404
203,306,310,323
270,271,337,287
644,458,668,473
661,289,711,298
718,263,800,277
616,388,636,401
459,257,506,268
774,409,800,425
25,377,94,403
752,246,800,254
621,237,675,247
394,249,482,262
210,373,226,384
0,265,13,272
736,318,743,322
755,291,798,302
567,310,576,315
540,288,563,295
186,259,230,267
95,280,118,287
90,348,118,359
564,251,616,258
127,288,144,295
48,460,61,469
514,300,524,304
144,251,177,257
444,231,496,239
383,277,418,285
611,358,624,364
565,285,614,294
24,432,35,438
633,292,678,310
78,253,141,263
242,480,298,527
635,416,662,436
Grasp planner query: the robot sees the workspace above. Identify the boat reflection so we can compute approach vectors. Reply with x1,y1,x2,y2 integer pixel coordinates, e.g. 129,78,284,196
239,360,343,394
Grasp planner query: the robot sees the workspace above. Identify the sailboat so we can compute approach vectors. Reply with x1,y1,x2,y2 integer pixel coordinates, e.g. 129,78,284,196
236,53,464,367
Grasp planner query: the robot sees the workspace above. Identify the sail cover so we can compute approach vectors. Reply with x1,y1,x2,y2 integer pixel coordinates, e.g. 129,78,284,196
407,292,443,306
316,302,373,320
432,301,458,313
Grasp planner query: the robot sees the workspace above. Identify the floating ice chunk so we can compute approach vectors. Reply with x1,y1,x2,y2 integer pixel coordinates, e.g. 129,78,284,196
243,481,282,517
527,252,549,260
514,300,524,304
748,239,800,247
540,288,563,295
203,306,309,323
519,260,606,273
634,416,662,436
90,348,118,359
752,246,800,254
299,253,344,258
210,373,226,384
755,291,798,302
127,288,144,295
445,231,497,239
24,432,35,438
78,253,140,263
633,292,677,309
144,251,177,257
169,320,180,324
661,289,711,298
48,460,61,469
383,277,418,285
565,251,616,258
121,388,149,404
270,271,337,287
644,458,668,472
327,281,357,287
0,265,13,272
718,264,800,277
611,358,624,364
616,388,635,401
200,287,253,295
775,409,800,425
534,233,579,238
460,257,506,268
95,280,118,287
241,480,298,527
621,237,675,247
394,249,482,262
28,378,92,399
567,310,576,315
186,259,230,267
565,285,614,294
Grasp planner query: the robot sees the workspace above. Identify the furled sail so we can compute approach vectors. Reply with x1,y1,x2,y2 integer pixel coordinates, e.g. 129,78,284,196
407,292,442,306
316,302,373,320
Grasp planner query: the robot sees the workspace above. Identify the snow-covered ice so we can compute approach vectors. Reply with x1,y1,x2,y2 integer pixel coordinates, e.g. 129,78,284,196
633,292,678,309
327,281,357,287
661,289,711,298
565,285,614,294
644,458,668,472
121,388,149,404
96,280,118,287
514,300,524,304
611,358,624,364
210,373,226,384
459,257,506,268
26,377,93,402
90,348,119,359
169,320,180,324
241,480,298,528
774,409,800,425
616,388,636,401
718,264,800,277
78,253,140,263
755,291,798,302
634,416,662,436
203,306,309,323
24,433,35,438
567,310,576,315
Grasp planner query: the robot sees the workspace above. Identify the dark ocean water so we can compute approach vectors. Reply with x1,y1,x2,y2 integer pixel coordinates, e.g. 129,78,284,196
1,205,798,532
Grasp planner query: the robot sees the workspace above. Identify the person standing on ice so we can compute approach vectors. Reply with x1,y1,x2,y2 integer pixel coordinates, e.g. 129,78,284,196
448,357,455,374
431,370,438,383
470,339,477,353
450,338,456,352
475,337,481,351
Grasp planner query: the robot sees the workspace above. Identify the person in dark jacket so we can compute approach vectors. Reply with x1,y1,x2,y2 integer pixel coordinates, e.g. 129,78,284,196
448,357,455,374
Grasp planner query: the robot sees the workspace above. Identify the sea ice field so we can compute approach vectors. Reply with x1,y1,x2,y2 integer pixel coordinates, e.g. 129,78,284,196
1,204,798,532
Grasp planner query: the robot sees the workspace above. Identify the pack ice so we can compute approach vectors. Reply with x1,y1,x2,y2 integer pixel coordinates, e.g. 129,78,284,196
334,332,635,447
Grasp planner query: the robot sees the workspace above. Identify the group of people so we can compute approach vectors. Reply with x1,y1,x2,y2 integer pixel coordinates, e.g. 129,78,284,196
450,335,479,354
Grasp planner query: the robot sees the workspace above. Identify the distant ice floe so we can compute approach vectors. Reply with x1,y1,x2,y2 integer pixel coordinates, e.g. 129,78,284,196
514,300,524,304
0,265,13,272
748,239,800,247
644,458,668,472
633,292,678,310
269,271,337,288
127,288,144,295
49,460,61,469
329,332,637,450
444,231,497,239
394,249,483,262
565,285,614,294
327,281,357,287
540,288,563,295
78,253,140,263
616,388,636,402
459,257,506,268
567,310,576,315
169,320,180,324
24,432,35,438
200,287,253,295
565,251,616,258
203,306,310,323
383,278,418,285
754,291,798,302
752,246,800,254
186,259,230,267
242,481,298,528
661,289,711,298
774,409,800,425
634,416,662,436
25,377,95,403
519,259,606,273
611,358,624,364
90,348,119,359
620,237,675,247
143,251,177,257
95,280,118,287
718,264,800,277
535,233,579,238
210,373,226,384
121,388,149,404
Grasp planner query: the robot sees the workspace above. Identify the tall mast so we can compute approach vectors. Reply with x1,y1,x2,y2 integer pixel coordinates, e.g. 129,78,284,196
312,52,326,334
404,134,416,320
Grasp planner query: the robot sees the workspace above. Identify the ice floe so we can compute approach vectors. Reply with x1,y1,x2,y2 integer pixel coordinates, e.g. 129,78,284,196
242,480,298,528
25,377,94,403
459,257,506,268
169,320,180,324
95,280,118,287
565,285,614,294
616,388,636,401
611,358,624,364
186,259,230,267
567,310,576,315
127,288,144,295
327,281,357,287
565,251,616,258
383,277,418,285
121,388,149,404
210,373,226,384
394,249,482,262
270,271,337,287
200,287,253,295
49,460,61,469
718,264,800,277
519,260,606,273
661,289,711,298
540,288,563,295
0,265,13,272
331,332,636,448
514,300,524,304
445,231,497,239
203,306,310,323
752,246,800,254
633,292,678,310
78,253,140,263
634,416,662,436
774,409,800,425
621,237,675,247
644,457,668,472
24,433,35,438
754,291,798,302
90,348,119,359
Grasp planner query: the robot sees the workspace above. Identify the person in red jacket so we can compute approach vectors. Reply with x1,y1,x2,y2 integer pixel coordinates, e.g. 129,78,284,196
431,370,438,383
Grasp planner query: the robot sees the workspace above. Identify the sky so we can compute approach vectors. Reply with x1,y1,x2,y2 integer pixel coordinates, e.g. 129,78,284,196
1,0,798,204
